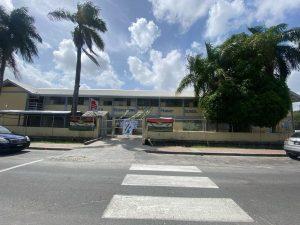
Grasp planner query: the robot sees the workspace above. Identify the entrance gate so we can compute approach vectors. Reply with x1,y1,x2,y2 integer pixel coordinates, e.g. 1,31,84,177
102,118,143,136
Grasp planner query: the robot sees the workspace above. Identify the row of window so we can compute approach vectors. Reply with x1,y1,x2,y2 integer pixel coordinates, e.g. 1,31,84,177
24,115,69,128
43,97,198,108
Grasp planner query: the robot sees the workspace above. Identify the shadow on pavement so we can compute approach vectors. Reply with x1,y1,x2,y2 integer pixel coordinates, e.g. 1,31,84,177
0,150,30,157
85,135,154,152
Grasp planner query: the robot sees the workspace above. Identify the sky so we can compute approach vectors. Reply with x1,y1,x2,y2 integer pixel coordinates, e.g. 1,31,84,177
1,0,300,109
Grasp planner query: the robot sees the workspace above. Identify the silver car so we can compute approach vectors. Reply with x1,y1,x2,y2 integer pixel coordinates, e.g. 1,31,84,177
284,131,300,159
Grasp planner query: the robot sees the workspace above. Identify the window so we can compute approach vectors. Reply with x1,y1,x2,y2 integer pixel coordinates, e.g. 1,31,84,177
25,115,41,127
53,116,65,128
137,99,159,107
114,98,127,106
67,97,85,105
103,100,112,106
24,115,68,128
49,97,65,105
184,99,198,107
41,115,53,127
161,99,183,107
0,126,11,134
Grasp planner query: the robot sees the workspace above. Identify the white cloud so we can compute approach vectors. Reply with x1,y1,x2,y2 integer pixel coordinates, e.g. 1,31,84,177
253,0,300,26
287,70,300,110
53,39,124,89
149,0,213,31
4,56,57,88
128,49,187,90
186,41,206,56
205,0,248,40
0,0,13,11
128,18,160,52
288,70,300,94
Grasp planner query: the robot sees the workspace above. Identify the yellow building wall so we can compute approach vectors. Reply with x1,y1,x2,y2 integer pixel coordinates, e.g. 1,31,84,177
5,125,96,138
0,86,28,110
146,131,289,143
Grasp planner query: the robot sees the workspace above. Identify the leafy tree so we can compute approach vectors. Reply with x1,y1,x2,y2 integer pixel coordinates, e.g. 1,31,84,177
248,23,300,81
0,6,42,93
49,1,107,117
178,24,299,132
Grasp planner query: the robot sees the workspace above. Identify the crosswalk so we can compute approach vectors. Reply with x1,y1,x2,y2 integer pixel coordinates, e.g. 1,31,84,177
102,164,254,223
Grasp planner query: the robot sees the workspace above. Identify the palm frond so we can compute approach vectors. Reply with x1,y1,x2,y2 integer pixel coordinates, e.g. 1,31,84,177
87,18,107,32
278,45,300,69
176,74,194,94
269,23,288,34
48,9,75,22
82,48,100,66
82,25,105,50
81,26,94,53
72,26,84,48
282,27,300,43
248,25,266,34
7,54,20,79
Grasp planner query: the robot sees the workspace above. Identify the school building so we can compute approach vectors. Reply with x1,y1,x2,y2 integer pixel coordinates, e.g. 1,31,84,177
0,79,299,140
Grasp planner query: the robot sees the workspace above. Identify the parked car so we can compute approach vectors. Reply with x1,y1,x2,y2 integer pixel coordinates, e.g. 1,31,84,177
284,131,300,159
0,126,30,152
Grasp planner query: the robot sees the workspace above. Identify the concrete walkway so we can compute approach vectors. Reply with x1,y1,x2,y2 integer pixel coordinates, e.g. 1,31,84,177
29,136,286,157
146,146,286,157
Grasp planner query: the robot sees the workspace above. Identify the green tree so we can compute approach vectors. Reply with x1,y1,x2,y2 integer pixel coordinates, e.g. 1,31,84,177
180,24,299,132
248,23,300,81
49,1,107,117
176,43,219,98
202,28,294,131
0,6,42,93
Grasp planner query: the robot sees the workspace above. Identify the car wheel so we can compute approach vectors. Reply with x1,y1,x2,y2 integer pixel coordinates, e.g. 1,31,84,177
286,151,299,159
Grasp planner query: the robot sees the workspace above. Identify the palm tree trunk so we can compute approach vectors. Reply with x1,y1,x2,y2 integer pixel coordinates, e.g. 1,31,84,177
0,57,7,95
71,47,82,118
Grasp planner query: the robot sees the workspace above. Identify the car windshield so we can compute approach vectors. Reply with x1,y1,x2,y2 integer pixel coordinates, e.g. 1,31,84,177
291,132,300,138
0,126,11,134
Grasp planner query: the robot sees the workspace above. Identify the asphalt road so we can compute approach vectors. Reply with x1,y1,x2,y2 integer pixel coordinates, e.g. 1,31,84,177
0,146,299,225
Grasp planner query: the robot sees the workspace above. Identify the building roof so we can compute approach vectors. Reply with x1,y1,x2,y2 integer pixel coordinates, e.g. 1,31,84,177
3,79,194,99
3,79,300,102
290,91,300,102
0,110,77,115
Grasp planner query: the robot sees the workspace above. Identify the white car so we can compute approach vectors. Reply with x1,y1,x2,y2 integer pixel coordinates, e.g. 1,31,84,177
284,132,300,159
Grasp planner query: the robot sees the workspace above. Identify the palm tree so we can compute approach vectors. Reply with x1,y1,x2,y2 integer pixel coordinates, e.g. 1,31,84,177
248,23,300,80
177,43,218,98
0,6,42,93
49,1,107,117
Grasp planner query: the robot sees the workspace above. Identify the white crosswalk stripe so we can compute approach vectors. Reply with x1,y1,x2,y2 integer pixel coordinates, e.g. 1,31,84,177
102,164,254,223
122,174,219,188
102,195,254,222
129,164,202,173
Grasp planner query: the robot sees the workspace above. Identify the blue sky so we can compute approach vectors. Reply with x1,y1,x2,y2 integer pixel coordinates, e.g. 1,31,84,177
1,0,300,105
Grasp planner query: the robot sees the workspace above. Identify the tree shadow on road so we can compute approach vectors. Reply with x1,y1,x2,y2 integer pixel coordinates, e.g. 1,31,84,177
0,150,30,157
83,135,156,152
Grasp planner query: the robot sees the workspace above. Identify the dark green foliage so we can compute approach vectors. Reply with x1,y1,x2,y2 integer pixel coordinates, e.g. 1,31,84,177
0,6,42,92
178,24,299,132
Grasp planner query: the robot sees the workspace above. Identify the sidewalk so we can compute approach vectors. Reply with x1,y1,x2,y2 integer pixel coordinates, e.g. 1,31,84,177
146,146,286,157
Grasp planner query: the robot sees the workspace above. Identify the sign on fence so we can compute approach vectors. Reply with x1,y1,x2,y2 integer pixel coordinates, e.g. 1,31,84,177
121,119,138,135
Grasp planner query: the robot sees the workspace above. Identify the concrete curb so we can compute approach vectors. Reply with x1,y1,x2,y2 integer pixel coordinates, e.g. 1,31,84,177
28,147,72,151
145,150,286,157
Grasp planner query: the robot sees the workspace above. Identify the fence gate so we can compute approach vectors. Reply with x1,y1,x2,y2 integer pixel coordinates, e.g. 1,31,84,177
102,118,143,136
